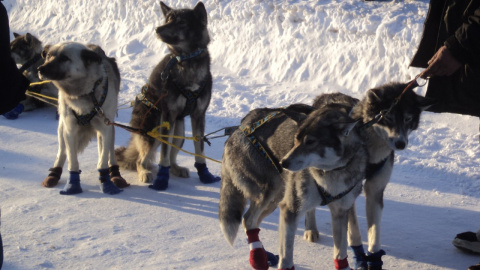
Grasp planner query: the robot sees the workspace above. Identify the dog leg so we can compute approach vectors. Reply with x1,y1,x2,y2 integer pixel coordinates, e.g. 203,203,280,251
94,127,123,195
104,126,130,188
278,201,298,270
137,137,160,183
150,115,176,190
191,113,220,184
348,204,367,270
304,208,320,242
43,124,67,187
329,205,350,270
364,163,391,269
243,200,280,269
169,118,189,178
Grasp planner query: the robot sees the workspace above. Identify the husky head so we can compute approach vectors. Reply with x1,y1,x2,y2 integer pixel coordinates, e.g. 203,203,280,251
360,82,433,151
156,1,210,54
281,104,360,172
38,42,103,94
10,33,43,64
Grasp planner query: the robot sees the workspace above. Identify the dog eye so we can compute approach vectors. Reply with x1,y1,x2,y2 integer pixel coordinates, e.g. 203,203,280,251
404,115,413,123
59,55,69,62
167,15,176,23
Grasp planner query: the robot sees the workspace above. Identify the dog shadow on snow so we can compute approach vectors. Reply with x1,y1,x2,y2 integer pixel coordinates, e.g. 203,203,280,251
73,164,480,269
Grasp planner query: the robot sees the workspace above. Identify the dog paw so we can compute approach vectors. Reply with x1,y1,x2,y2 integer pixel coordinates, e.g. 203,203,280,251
42,176,60,188
100,180,123,195
194,162,221,184
111,176,130,188
303,229,320,242
249,248,269,270
138,170,154,183
170,164,190,178
42,167,63,188
149,166,170,191
59,182,83,195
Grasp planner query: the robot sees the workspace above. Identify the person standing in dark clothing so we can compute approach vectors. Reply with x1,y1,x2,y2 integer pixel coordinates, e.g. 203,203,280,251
0,0,32,268
0,0,30,115
410,1,480,269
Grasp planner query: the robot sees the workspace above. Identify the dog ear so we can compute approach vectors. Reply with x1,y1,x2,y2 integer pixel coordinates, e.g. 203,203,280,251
81,49,102,66
193,2,208,26
160,1,171,17
338,121,358,137
13,32,20,38
41,45,51,59
366,88,382,103
282,104,312,124
25,33,33,43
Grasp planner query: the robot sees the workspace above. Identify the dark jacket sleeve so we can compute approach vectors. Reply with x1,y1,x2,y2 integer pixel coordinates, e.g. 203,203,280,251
444,3,480,66
0,2,29,114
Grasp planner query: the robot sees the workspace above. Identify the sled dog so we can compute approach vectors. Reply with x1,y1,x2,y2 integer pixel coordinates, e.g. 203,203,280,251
311,82,433,269
115,1,220,191
38,42,129,195
219,102,368,270
10,33,58,111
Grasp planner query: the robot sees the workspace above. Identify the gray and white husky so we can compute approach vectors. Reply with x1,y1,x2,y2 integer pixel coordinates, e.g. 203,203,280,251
38,42,128,195
115,1,220,191
219,102,368,270
10,33,58,111
312,82,433,269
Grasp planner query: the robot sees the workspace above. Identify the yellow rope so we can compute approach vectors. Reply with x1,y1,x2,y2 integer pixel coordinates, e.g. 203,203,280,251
146,123,221,164
29,80,52,87
26,79,220,163
26,90,59,102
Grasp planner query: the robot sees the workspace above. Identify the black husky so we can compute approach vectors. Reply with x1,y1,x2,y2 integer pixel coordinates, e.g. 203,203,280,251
116,1,220,190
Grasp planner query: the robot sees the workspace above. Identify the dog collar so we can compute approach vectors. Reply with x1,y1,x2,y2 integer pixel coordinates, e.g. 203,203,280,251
161,48,206,81
175,48,204,62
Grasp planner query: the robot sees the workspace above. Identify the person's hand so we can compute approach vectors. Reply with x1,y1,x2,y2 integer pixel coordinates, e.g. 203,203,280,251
420,45,462,78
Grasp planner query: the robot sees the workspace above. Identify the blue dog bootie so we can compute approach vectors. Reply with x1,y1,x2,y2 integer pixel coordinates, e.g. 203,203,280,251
194,162,220,184
366,249,386,270
350,245,368,270
149,165,170,191
98,168,123,195
2,103,24,120
59,171,83,195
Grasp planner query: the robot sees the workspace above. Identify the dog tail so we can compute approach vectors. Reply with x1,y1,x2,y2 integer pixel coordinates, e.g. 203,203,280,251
219,169,246,246
115,143,138,170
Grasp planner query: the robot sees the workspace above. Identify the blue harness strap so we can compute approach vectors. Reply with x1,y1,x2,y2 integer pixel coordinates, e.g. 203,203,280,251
73,77,108,126
136,84,160,111
239,111,283,174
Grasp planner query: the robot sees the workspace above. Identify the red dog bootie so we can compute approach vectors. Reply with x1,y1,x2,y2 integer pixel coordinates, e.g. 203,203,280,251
334,257,352,270
246,228,268,270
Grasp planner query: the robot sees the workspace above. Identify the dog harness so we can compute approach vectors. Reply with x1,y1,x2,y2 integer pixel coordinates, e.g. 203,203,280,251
176,81,207,117
73,77,108,126
239,111,284,173
365,152,392,179
136,84,160,111
311,156,360,206
137,48,207,115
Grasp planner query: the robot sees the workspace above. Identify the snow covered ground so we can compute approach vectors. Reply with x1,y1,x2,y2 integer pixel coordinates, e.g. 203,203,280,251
1,0,480,269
